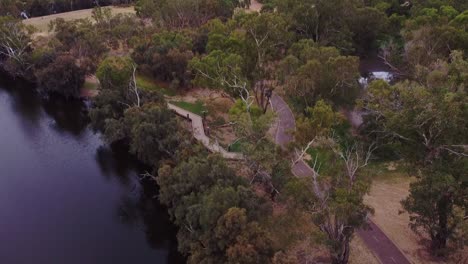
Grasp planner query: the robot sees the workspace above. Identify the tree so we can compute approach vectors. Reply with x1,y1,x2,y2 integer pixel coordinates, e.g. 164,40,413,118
0,16,34,77
400,6,468,71
218,208,274,264
402,165,467,256
287,139,373,264
135,0,248,29
49,17,109,72
157,155,242,216
361,63,467,255
157,155,273,263
35,54,85,98
191,12,291,113
190,50,253,109
273,0,387,54
104,103,182,165
132,30,193,87
277,40,360,109
90,56,162,131
295,100,345,147
239,12,291,113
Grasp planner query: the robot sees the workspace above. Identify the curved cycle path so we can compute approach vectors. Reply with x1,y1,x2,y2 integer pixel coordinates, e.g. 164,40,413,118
270,93,411,264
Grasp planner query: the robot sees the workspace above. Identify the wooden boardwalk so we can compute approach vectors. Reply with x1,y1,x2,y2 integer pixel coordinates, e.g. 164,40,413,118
167,103,243,160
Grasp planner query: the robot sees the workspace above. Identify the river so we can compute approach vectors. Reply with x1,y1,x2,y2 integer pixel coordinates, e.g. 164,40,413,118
0,75,183,264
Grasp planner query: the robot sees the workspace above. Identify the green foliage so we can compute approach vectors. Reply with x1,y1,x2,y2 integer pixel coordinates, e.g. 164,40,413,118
49,17,109,72
0,16,34,77
157,155,274,263
285,139,373,264
402,166,467,256
90,56,165,133
170,100,206,116
191,13,291,112
190,50,247,95
35,54,85,98
132,30,193,87
136,74,176,96
109,103,182,165
135,0,247,28
295,100,345,146
362,56,467,255
278,40,360,109
96,56,133,90
401,5,468,69
273,0,388,54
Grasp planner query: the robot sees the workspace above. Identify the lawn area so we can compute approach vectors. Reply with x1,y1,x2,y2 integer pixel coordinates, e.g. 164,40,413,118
170,100,206,116
136,75,176,96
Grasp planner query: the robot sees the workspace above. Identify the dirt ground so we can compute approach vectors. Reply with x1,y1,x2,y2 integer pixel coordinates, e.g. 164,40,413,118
23,6,135,35
365,176,467,264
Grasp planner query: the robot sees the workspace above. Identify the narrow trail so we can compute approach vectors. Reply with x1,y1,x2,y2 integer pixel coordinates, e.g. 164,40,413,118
269,93,411,264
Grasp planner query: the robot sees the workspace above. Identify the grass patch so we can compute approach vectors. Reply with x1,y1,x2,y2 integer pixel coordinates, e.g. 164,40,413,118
363,161,411,182
83,80,98,91
171,100,206,116
228,139,244,153
136,75,176,96
306,147,336,175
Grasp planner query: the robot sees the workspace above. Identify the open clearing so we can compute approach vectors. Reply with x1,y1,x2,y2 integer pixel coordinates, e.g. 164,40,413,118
23,6,135,34
365,174,467,264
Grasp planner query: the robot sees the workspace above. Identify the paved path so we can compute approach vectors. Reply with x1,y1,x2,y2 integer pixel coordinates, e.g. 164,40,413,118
269,93,411,264
167,103,243,160
357,221,411,264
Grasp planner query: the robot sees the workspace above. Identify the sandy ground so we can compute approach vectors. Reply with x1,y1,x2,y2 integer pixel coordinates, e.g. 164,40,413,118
23,6,135,34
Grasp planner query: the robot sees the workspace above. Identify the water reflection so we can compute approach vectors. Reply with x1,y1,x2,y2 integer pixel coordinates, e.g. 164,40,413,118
42,94,90,137
95,143,141,184
0,73,184,264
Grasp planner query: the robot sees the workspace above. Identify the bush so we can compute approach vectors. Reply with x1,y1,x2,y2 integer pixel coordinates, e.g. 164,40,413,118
36,55,85,98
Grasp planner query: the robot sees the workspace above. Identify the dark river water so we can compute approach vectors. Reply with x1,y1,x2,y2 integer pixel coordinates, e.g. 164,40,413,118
0,76,183,264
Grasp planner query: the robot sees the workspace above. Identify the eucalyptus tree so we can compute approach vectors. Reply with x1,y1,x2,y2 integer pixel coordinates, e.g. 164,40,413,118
362,60,468,255
0,16,34,77
190,12,291,113
285,138,374,264
277,39,360,109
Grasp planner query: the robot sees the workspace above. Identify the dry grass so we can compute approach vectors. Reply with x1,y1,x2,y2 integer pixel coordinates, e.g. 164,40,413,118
365,176,428,264
23,6,135,34
365,174,467,264
350,236,380,264
248,0,263,12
